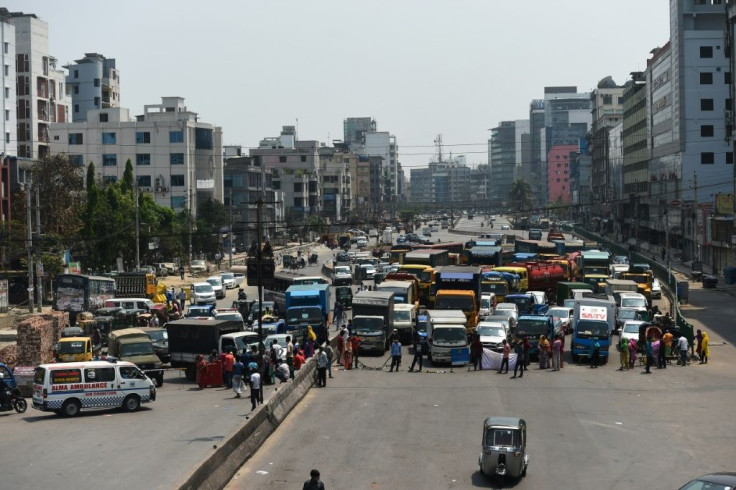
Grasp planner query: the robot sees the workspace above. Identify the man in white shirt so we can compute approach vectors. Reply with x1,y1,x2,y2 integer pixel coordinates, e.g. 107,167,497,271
249,362,261,411
677,335,689,366
271,340,284,363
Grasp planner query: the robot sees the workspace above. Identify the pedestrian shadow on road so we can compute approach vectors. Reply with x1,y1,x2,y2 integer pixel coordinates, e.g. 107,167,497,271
471,469,523,488
178,435,225,445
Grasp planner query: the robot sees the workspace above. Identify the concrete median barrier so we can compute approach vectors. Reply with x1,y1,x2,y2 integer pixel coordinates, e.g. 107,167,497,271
176,335,337,490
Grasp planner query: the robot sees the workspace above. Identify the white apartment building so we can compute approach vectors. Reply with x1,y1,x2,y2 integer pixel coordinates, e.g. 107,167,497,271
0,16,16,157
65,53,120,122
8,10,71,160
48,97,224,217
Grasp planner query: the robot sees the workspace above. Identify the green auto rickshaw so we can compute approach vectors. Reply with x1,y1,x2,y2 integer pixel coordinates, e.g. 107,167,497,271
335,286,353,309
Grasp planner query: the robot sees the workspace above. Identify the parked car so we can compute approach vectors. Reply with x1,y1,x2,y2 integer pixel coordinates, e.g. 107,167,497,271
547,306,573,334
190,260,207,275
678,472,736,490
206,276,225,299
220,272,236,289
476,321,507,352
620,320,646,344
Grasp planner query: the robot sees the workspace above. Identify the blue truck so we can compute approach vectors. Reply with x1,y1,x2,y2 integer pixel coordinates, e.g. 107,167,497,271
505,293,548,315
514,314,556,358
284,284,331,343
571,295,616,364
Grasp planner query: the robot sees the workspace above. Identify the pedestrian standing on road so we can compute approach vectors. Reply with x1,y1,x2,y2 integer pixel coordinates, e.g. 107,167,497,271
324,343,334,378
628,338,639,369
317,347,328,387
347,319,353,336
388,328,400,345
306,326,317,358
511,337,529,379
389,338,402,372
248,363,261,411
333,302,343,326
699,331,710,364
644,336,654,373
678,335,689,366
618,335,629,371
559,333,565,368
179,265,185,280
470,334,484,371
695,329,704,361
179,288,187,308
286,336,295,379
223,350,235,388
232,358,246,398
589,339,601,368
350,333,361,369
303,469,325,490
196,355,207,390
337,328,345,366
538,335,550,369
657,338,667,369
343,335,353,370
408,330,425,372
550,336,561,371
662,331,674,358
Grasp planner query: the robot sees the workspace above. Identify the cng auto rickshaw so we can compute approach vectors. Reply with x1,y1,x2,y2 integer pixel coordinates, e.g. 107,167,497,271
479,417,529,480
335,286,353,309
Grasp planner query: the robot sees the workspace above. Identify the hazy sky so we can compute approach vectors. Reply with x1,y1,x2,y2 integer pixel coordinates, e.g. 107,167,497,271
9,0,670,170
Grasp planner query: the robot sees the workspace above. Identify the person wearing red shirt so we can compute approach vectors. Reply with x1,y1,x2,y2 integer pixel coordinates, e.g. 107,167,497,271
350,334,361,369
223,351,235,388
293,349,305,371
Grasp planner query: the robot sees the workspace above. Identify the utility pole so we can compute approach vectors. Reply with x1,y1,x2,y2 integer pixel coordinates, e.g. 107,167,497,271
25,184,33,313
35,187,42,312
188,187,193,263
135,180,140,270
228,187,233,269
256,198,263,346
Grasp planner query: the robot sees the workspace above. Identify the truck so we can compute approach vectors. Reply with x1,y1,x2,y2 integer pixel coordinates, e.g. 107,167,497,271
434,266,482,337
621,269,653,304
576,251,611,288
505,292,548,315
555,281,594,306
571,295,616,363
114,272,157,298
377,280,418,309
393,304,417,344
603,278,639,304
425,309,469,365
166,319,244,380
515,314,556,358
352,291,395,353
284,284,331,343
107,328,165,387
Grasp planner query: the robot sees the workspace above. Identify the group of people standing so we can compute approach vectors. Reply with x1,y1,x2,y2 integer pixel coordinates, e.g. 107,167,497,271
336,325,361,371
616,328,710,373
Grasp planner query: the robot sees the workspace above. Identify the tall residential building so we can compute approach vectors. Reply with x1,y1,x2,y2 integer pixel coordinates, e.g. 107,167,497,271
48,97,224,217
621,71,649,246
409,167,430,204
343,117,376,146
65,53,120,122
317,144,355,223
547,144,577,204
7,10,71,160
488,121,517,207
343,117,401,203
589,77,625,217
0,14,16,158
409,158,470,205
525,100,546,206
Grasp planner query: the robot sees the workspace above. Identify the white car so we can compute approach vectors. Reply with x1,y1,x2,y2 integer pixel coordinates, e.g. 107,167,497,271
192,282,216,305
620,320,646,344
333,265,353,286
652,278,662,299
501,224,510,230
528,291,548,307
220,272,236,289
356,237,368,248
360,264,376,279
548,306,573,334
495,302,518,314
476,321,508,352
206,276,225,300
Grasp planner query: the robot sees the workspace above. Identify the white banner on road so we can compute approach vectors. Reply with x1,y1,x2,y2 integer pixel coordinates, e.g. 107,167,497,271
481,348,518,371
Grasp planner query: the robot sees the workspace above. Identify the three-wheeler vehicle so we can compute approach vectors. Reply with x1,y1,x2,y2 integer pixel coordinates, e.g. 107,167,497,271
479,416,529,480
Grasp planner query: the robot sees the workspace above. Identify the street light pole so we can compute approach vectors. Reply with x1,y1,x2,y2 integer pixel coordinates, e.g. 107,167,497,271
135,180,140,270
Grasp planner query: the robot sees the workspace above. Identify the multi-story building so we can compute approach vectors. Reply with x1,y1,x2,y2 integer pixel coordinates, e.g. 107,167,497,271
409,167,430,204
223,146,281,248
488,121,518,207
524,100,546,207
547,144,577,204
589,77,625,218
64,53,120,122
0,13,16,159
409,158,471,206
48,97,224,217
318,144,355,223
7,10,71,160
621,71,649,245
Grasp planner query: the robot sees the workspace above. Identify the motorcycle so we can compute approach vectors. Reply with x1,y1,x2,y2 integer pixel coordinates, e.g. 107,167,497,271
1,387,27,414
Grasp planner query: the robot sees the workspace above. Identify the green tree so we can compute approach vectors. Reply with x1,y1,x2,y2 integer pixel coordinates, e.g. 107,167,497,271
508,179,533,212
121,159,134,194
31,154,84,238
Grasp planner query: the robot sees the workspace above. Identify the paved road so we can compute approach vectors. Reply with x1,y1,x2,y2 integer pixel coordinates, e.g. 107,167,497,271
227,316,736,490
0,246,337,490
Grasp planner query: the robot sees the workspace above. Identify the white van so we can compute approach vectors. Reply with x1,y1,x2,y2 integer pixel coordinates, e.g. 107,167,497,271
105,298,154,313
32,360,156,417
192,282,216,305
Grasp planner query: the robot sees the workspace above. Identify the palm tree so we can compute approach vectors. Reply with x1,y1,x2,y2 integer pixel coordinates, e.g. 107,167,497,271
508,179,533,212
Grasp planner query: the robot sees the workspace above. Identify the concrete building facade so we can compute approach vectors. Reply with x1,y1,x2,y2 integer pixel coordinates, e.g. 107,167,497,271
65,53,120,122
488,121,517,207
547,144,577,204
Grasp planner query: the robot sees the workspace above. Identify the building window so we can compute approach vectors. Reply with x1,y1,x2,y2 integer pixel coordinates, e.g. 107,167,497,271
727,98,733,111
74,69,79,79
279,156,287,163
300,155,307,162
171,175,185,186
726,72,733,85
194,128,213,149
727,152,734,164
69,155,84,166
73,85,79,94
700,72,713,85
700,46,713,58
74,104,79,113
135,132,151,144
137,175,152,187
171,196,186,208
68,133,83,145
102,176,117,184
94,78,100,87
701,98,714,111
99,113,108,123
3,64,7,76
170,153,184,165
602,94,613,104
94,96,100,107
701,152,715,164
136,153,151,166
701,125,714,137
4,87,8,98
169,131,184,143
102,154,117,167
5,132,9,144
102,132,116,144
3,43,7,54
4,109,8,121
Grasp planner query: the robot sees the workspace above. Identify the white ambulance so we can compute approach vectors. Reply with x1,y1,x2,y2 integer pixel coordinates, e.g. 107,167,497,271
32,359,156,417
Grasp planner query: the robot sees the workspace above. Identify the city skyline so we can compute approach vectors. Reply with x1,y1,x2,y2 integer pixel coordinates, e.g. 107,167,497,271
5,0,670,169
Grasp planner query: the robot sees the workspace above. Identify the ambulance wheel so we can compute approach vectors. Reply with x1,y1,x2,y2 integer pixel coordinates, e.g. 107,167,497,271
62,399,81,417
123,394,141,412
